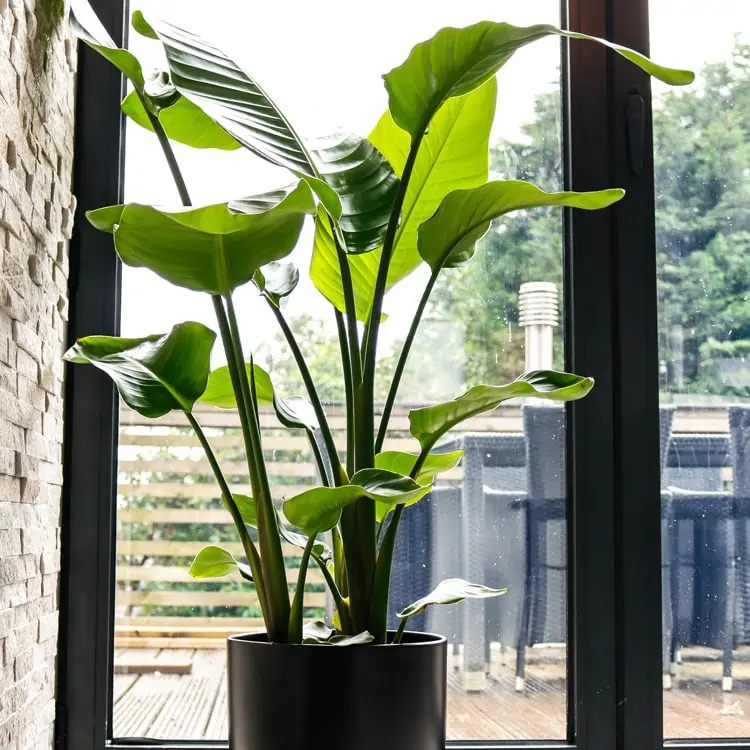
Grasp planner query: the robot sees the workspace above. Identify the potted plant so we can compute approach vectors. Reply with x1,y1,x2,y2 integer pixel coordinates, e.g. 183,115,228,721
65,2,693,747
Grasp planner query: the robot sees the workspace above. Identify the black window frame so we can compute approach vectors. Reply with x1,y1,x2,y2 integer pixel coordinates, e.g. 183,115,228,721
55,1,725,749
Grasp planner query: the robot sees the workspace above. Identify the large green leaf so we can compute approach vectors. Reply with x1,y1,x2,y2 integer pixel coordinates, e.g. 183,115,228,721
69,0,144,87
283,469,431,535
409,370,594,452
385,21,695,138
188,545,254,580
397,578,506,620
108,182,315,295
310,80,495,320
311,133,399,253
145,18,397,249
63,322,215,418
375,450,464,484
419,181,624,271
310,208,380,321
121,89,241,150
147,18,315,175
373,449,464,521
233,494,257,528
199,363,274,408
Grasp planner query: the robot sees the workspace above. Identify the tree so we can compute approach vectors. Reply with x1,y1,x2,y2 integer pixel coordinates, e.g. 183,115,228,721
431,45,750,396
429,87,564,387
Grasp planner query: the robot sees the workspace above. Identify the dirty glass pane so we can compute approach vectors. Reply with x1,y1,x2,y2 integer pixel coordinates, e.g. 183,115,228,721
652,0,750,738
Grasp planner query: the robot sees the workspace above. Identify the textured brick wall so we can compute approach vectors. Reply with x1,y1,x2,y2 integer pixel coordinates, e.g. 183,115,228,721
0,0,76,747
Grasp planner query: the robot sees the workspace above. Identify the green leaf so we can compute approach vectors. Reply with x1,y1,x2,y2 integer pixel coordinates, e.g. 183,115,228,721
145,18,315,176
121,89,241,151
189,545,238,578
131,9,157,39
375,449,464,484
63,322,215,418
87,204,124,234
373,450,463,522
310,80,495,320
418,181,625,271
409,370,594,452
302,619,334,642
283,470,431,535
199,363,274,408
278,521,333,564
253,261,300,303
69,0,144,87
330,631,373,645
384,21,694,138
302,620,373,646
312,133,399,253
273,396,319,432
110,182,315,295
310,208,381,321
397,578,506,620
233,494,257,528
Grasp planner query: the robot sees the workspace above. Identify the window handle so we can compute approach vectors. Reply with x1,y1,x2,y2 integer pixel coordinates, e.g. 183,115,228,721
626,92,646,175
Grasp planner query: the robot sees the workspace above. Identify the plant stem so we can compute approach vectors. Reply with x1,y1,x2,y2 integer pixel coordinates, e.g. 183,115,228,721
185,412,269,624
335,310,354,478
307,427,330,487
375,268,439,453
263,295,343,485
288,534,316,642
369,504,405,643
335,237,361,387
392,616,408,645
143,109,281,631
224,294,290,641
368,447,433,640
360,134,425,464
143,103,192,207
332,525,347,597
314,555,353,633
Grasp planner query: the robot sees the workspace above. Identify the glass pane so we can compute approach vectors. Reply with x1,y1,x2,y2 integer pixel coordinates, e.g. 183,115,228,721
653,1,750,738
112,0,567,741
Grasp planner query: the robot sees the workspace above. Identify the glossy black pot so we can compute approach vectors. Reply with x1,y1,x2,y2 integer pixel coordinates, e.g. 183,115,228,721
227,631,447,750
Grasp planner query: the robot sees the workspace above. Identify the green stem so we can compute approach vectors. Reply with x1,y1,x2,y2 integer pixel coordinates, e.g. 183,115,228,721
289,535,316,642
186,412,268,624
225,294,290,641
369,504,405,643
369,448,432,640
332,525,347,597
393,616,408,645
335,237,362,387
361,133,425,463
143,101,192,207
375,268,439,453
314,555,353,634
264,294,343,485
306,427,330,487
335,310,355,478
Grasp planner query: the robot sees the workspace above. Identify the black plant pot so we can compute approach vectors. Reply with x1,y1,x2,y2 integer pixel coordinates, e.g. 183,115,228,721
227,631,447,750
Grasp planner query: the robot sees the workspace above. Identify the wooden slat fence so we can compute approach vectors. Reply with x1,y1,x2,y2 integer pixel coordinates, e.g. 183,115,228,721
115,401,730,646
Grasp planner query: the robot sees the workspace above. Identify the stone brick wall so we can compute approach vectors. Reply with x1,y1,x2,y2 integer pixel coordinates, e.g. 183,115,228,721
0,0,76,747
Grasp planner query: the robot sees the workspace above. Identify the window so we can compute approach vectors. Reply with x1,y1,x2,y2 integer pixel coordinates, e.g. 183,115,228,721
58,1,730,749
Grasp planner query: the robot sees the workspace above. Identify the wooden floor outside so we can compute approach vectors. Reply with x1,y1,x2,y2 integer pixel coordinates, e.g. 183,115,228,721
112,645,750,741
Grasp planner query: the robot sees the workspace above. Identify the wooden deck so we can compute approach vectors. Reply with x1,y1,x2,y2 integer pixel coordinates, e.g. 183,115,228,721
112,645,750,741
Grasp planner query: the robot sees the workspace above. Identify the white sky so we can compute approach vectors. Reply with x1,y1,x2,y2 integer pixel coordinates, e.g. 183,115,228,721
119,1,750,366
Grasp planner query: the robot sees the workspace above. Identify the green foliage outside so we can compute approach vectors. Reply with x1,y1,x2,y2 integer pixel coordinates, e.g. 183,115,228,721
431,45,750,397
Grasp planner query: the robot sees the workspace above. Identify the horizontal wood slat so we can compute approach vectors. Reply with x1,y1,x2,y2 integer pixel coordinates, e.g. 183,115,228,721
117,483,312,500
117,540,303,557
116,564,323,584
120,590,326,607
